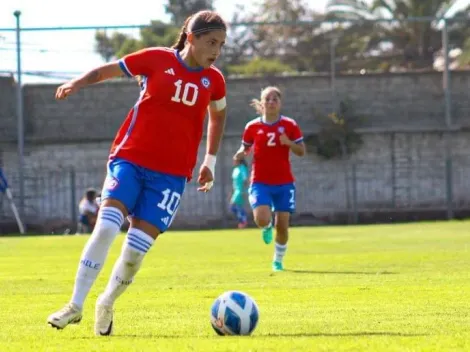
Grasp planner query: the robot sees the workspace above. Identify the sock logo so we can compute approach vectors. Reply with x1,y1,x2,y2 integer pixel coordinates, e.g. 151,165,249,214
115,276,132,285
81,258,100,270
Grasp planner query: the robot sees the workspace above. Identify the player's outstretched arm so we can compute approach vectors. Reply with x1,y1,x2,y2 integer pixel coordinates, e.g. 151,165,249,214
55,62,124,100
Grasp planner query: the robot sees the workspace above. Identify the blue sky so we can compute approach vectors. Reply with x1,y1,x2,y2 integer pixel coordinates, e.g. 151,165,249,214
0,0,328,83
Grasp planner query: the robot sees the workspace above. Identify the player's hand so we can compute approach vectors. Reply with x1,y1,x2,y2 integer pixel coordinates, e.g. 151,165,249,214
55,81,80,100
197,165,214,193
233,151,245,161
279,133,293,146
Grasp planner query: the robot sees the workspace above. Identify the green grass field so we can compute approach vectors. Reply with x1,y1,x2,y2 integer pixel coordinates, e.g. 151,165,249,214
0,221,469,351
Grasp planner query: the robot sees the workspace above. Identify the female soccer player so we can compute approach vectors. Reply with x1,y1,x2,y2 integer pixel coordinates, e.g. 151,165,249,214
234,86,306,272
230,157,249,228
47,10,228,335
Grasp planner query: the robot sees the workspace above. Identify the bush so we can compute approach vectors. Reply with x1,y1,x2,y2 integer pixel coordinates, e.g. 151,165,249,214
304,100,364,160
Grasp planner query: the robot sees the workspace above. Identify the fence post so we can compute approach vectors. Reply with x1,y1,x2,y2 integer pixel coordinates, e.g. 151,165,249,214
70,169,77,228
390,132,396,209
352,163,358,224
219,141,228,228
442,19,452,128
445,156,454,220
341,161,350,224
14,10,25,218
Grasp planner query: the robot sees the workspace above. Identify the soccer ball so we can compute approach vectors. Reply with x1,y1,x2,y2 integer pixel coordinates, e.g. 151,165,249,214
210,290,259,336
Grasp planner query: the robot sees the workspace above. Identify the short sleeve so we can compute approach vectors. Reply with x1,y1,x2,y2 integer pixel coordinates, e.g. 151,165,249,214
242,124,254,147
118,48,159,77
289,120,304,144
210,69,226,101
209,68,226,111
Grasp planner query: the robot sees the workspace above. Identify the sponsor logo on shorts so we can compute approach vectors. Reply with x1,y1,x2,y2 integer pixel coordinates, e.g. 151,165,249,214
105,177,119,190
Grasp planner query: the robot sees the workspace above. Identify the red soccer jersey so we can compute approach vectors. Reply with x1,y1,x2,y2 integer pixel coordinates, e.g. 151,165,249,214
110,47,226,178
242,115,304,185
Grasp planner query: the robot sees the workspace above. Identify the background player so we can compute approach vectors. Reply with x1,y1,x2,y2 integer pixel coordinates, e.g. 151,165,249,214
47,10,228,335
230,157,249,228
234,86,305,271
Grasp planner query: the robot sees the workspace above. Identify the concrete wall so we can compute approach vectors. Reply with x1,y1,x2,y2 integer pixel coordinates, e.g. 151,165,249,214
2,132,470,229
1,71,470,230
1,71,470,144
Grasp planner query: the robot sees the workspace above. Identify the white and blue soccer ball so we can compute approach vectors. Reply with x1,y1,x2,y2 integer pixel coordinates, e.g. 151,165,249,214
210,290,259,336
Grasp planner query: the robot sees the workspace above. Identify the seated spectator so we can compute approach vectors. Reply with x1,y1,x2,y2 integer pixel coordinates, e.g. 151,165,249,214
77,188,99,234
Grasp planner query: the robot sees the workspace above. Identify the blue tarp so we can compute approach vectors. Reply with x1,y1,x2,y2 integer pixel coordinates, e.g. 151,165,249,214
0,168,8,193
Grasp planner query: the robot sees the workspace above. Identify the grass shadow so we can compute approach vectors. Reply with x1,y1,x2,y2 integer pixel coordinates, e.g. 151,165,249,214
282,269,397,275
265,331,427,338
76,331,426,339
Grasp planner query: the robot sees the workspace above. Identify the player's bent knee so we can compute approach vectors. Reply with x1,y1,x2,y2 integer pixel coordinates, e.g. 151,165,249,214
256,218,271,228
100,198,128,218
253,207,271,228
130,217,161,240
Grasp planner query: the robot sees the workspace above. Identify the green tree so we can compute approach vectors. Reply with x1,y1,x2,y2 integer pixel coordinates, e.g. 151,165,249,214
325,0,467,70
216,5,258,74
249,0,314,70
165,0,214,25
228,57,295,75
94,22,179,62
94,0,214,62
95,31,131,62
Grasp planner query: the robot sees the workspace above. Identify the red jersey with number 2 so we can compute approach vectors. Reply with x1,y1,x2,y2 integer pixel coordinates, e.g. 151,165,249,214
242,115,304,185
111,47,226,178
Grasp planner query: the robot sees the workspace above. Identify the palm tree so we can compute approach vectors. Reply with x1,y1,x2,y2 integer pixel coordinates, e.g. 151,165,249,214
325,0,458,70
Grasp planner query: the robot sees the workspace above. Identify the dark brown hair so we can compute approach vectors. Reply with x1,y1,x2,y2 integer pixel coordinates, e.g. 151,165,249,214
172,10,227,51
84,188,97,201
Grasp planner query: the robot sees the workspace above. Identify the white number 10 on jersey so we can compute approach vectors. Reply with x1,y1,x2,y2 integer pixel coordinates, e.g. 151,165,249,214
171,79,199,106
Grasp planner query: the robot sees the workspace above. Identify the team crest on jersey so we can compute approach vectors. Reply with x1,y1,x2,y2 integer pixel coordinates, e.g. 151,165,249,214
278,126,285,133
105,176,119,191
201,77,211,88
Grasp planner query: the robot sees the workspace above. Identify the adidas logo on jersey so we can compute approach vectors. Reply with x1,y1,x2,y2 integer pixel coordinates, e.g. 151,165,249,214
257,129,264,134
161,216,170,226
165,68,175,75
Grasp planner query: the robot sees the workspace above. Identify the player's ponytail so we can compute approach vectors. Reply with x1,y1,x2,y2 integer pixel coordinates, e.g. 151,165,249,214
172,15,192,51
250,99,264,115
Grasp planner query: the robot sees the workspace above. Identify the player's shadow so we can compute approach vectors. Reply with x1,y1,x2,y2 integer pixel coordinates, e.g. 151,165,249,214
92,331,426,339
265,331,427,338
281,269,397,275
